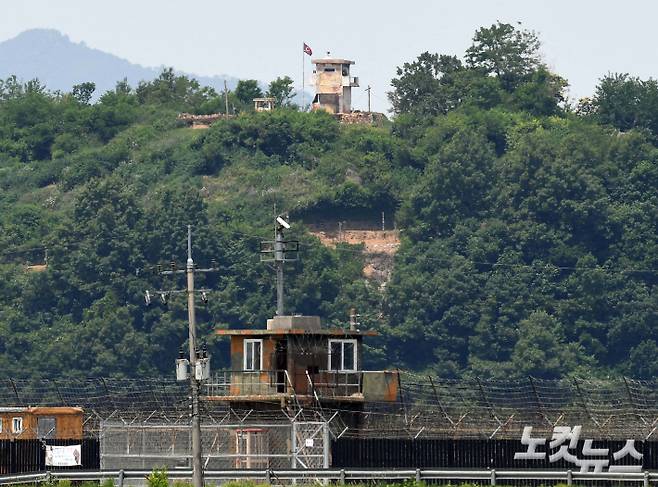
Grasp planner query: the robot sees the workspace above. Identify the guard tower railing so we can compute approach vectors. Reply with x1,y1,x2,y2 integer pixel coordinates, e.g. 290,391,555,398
204,371,292,397
310,371,363,399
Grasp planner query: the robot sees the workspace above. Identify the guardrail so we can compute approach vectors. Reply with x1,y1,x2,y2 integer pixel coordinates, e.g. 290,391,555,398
0,469,656,486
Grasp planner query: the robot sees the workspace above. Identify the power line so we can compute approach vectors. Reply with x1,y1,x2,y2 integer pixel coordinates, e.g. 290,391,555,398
4,226,658,277
312,243,658,276
211,224,658,276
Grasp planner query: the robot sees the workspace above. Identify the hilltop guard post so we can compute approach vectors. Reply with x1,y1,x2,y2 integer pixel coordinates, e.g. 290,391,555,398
311,54,359,114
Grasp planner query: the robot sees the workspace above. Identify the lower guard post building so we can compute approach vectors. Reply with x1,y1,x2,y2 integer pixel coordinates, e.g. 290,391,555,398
210,314,399,417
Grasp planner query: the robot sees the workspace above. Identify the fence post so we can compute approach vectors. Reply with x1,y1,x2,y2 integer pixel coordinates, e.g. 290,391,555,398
291,421,297,468
490,469,496,486
118,469,125,487
644,470,650,487
323,422,330,469
266,468,271,484
340,469,346,485
567,469,573,486
415,468,421,483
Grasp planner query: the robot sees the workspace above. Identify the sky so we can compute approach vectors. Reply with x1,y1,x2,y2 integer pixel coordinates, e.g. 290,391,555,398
1,0,657,112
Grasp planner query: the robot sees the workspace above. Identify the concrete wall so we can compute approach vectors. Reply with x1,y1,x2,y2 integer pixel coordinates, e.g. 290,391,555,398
362,370,399,402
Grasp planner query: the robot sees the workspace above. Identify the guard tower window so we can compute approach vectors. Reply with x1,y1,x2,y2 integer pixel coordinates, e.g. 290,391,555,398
328,339,357,371
342,65,349,76
37,417,56,439
323,67,336,72
244,339,263,371
12,417,23,434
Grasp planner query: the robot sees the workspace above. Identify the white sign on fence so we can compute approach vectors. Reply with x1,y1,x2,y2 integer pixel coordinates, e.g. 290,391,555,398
45,445,82,466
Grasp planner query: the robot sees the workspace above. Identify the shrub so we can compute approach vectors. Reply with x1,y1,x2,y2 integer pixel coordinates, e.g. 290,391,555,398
147,469,169,487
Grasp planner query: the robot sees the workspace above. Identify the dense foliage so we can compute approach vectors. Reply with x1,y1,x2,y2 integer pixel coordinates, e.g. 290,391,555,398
0,22,656,380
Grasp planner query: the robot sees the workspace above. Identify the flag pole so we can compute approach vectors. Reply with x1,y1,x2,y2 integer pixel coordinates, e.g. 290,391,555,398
302,43,305,111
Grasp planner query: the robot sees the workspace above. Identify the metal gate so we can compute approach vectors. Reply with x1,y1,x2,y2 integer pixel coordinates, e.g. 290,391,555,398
292,421,329,469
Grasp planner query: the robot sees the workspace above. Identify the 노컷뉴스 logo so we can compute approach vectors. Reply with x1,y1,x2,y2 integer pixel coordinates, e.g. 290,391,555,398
514,426,643,473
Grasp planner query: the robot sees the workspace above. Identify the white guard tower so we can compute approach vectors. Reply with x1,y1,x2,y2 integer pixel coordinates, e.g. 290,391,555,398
311,53,359,114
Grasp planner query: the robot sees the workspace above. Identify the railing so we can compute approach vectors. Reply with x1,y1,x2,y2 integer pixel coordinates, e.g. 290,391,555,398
311,371,363,398
1,469,656,486
205,370,371,399
204,370,289,397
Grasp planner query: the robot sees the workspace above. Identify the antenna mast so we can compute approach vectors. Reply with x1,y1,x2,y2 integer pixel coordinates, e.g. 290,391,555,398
261,214,299,316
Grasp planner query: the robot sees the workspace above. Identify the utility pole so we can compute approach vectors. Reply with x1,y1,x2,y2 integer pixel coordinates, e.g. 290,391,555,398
186,228,203,487
144,226,218,487
274,221,285,316
366,85,371,113
223,80,229,116
349,308,359,331
260,215,298,316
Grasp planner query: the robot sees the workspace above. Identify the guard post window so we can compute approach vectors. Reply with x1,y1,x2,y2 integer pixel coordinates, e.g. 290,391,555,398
12,417,23,434
244,339,263,371
328,339,357,371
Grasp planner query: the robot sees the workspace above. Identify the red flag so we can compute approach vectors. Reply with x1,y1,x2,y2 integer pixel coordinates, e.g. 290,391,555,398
303,43,313,56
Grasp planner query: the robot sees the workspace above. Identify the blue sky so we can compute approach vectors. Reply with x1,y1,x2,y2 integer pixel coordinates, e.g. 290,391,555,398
2,0,657,112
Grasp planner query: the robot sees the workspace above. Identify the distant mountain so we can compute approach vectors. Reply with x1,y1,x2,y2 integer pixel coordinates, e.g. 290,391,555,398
0,29,242,98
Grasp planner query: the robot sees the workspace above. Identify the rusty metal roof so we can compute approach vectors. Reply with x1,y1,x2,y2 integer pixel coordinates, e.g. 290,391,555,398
0,407,83,415
215,328,377,337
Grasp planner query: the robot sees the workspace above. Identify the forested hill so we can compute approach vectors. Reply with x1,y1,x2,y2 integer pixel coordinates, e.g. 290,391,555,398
1,23,657,381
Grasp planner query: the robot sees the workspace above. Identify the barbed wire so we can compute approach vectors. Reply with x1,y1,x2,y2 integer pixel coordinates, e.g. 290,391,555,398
3,375,658,439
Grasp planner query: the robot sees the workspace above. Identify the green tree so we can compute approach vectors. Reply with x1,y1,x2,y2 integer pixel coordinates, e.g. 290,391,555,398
510,311,585,379
627,340,658,379
399,127,497,238
592,73,658,135
389,52,466,116
511,68,567,116
0,84,57,161
72,82,96,104
465,22,543,90
234,79,263,108
135,68,217,111
267,76,296,108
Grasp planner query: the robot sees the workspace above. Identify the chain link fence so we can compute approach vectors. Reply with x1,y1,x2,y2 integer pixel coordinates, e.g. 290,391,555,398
99,421,328,471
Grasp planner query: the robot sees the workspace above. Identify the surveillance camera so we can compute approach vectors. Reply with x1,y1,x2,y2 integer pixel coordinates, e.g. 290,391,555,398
144,290,151,305
201,291,208,304
160,293,167,304
276,216,291,229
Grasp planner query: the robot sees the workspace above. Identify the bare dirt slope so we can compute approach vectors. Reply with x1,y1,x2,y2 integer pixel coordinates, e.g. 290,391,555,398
307,223,400,284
